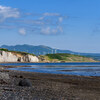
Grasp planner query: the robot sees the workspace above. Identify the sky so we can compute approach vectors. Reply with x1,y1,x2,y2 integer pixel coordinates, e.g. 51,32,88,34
0,0,100,53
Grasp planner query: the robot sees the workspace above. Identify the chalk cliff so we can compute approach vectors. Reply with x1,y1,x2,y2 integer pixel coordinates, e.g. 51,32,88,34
0,51,39,62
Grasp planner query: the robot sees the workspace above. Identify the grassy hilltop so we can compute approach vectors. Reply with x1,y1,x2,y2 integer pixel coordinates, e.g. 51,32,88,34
39,53,96,62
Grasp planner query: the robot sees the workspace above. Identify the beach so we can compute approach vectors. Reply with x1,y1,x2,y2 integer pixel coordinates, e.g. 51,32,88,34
0,66,99,100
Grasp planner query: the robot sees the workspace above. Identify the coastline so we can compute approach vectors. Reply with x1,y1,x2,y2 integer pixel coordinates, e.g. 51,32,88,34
0,65,100,100
0,61,99,65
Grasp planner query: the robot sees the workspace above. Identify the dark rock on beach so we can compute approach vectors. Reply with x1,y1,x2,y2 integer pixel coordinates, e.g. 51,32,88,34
18,78,32,87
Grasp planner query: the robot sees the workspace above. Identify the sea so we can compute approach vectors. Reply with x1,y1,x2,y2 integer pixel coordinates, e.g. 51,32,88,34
1,62,100,76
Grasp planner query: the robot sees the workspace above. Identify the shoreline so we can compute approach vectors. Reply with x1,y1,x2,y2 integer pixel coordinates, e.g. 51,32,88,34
0,61,99,63
0,65,100,99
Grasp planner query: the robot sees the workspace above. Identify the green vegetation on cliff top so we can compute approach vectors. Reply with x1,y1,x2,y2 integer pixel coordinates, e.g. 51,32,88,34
39,53,96,62
0,48,35,56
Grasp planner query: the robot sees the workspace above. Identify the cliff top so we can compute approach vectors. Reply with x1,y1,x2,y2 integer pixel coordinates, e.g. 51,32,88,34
0,48,35,56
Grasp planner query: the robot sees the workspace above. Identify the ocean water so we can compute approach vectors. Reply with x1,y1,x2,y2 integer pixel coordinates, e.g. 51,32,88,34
1,62,100,76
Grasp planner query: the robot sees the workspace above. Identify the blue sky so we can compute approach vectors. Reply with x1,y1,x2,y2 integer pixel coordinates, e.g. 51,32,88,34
0,0,100,53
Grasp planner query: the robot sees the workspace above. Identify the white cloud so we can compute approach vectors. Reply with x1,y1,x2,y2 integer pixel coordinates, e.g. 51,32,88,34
59,17,63,22
0,5,20,22
43,13,60,16
41,27,51,34
19,28,26,35
0,5,65,35
41,26,63,35
39,12,61,20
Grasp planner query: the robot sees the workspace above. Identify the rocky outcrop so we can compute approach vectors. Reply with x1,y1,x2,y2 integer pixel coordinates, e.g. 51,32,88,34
0,51,39,62
22,54,39,62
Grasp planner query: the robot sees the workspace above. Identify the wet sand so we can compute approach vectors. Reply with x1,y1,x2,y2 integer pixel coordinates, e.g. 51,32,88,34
0,66,100,100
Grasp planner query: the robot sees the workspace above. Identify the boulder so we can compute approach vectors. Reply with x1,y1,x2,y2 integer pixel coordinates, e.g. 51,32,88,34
0,72,10,84
18,79,32,87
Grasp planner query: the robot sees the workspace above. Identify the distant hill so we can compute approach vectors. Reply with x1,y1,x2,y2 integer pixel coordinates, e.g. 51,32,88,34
1,44,76,55
1,44,100,61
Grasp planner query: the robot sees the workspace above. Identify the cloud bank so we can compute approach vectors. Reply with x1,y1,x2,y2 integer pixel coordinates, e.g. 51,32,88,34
0,5,66,35
0,5,20,22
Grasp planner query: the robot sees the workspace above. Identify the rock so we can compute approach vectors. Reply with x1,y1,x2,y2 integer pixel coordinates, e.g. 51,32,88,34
0,72,10,80
18,79,32,87
19,75,23,78
22,54,39,62
0,72,10,84
0,51,39,62
0,51,18,62
14,75,23,78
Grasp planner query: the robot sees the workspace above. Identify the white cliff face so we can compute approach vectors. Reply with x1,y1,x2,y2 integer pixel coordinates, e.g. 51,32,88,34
22,55,39,62
0,51,39,62
0,51,18,62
